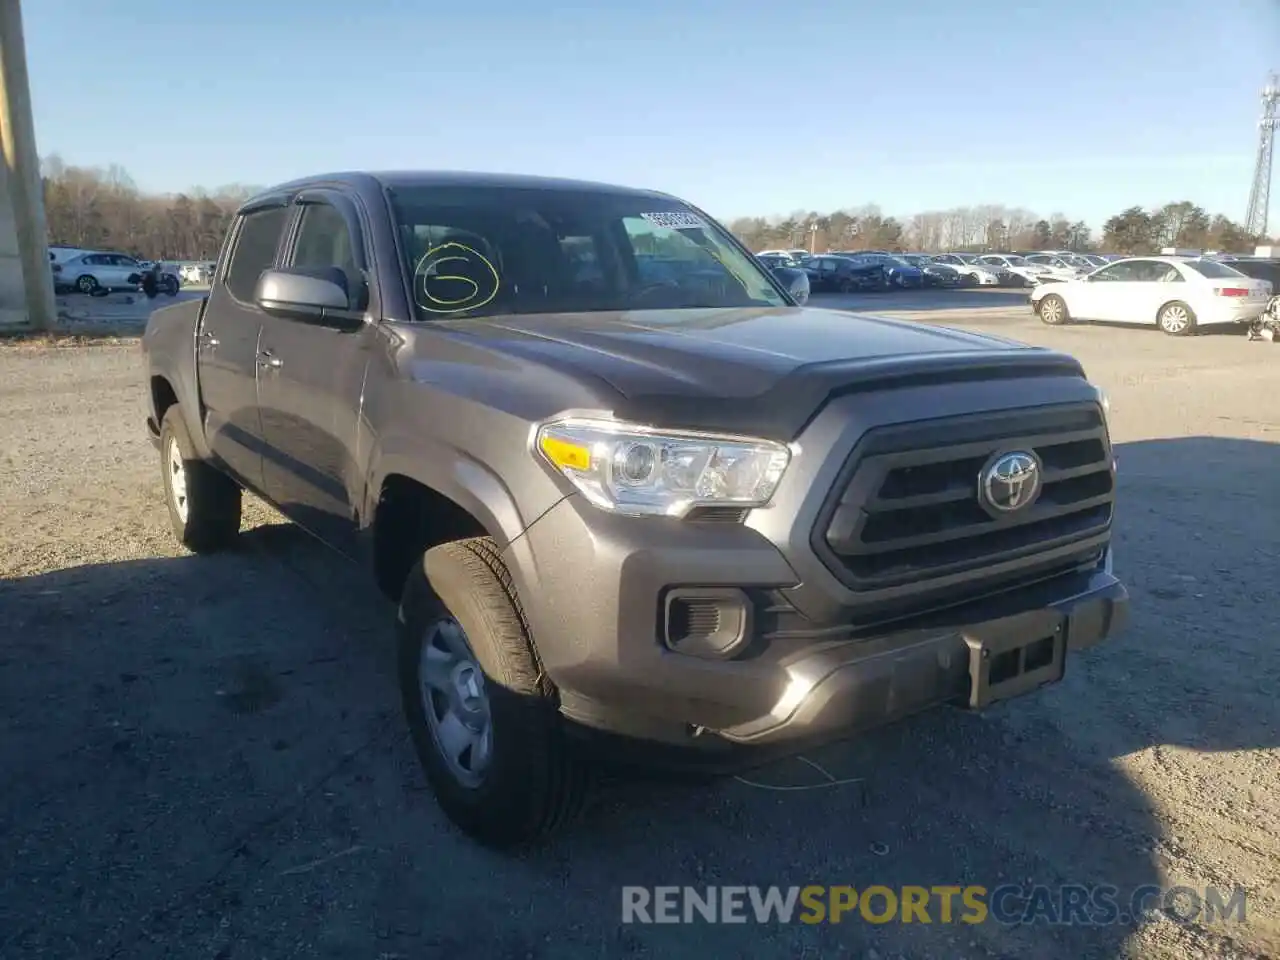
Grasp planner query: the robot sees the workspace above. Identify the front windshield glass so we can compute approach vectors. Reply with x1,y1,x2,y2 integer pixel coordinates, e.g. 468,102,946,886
955,253,981,263
1005,256,1029,265
387,184,787,318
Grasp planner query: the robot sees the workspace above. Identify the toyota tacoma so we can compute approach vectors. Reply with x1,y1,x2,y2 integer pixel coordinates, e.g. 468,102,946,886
141,171,1128,847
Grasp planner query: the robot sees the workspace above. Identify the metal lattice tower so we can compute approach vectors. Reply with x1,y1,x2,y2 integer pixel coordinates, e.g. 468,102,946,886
1245,73,1279,238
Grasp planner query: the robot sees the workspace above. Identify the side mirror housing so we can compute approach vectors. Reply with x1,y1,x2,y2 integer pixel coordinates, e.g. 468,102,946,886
255,267,365,330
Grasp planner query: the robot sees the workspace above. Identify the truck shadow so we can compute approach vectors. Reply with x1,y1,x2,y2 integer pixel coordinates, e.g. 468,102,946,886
0,436,1274,958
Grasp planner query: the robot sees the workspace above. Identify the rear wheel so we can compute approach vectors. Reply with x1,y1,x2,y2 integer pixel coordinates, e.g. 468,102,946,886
163,275,179,296
398,536,589,848
76,274,98,294
1038,293,1069,326
159,406,242,551
1158,301,1196,336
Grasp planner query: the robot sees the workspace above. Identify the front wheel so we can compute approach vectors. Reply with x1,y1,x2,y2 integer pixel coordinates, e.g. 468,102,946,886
1158,301,1197,336
163,275,179,296
159,406,242,551
398,537,589,848
1038,293,1069,326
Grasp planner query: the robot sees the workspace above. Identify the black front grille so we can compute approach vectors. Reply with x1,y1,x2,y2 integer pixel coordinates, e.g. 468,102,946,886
816,403,1113,590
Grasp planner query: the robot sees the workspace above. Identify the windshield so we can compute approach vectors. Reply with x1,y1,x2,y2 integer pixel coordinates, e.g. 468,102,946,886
386,185,787,318
955,253,981,263
1004,256,1029,266
884,256,912,267
1183,259,1247,279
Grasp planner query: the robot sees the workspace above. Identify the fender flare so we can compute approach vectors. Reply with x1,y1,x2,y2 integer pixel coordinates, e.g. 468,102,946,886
362,441,532,548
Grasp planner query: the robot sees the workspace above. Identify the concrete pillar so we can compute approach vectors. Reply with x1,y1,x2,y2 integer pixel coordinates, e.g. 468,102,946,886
0,0,55,331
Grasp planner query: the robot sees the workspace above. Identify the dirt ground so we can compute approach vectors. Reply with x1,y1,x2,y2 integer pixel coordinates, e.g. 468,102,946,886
2,298,1278,959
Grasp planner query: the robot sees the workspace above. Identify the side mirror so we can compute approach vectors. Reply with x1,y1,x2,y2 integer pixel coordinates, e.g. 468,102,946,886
255,267,365,331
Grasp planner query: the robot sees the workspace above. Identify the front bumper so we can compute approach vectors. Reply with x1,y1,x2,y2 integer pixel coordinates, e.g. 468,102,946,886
508,490,1127,757
717,552,1125,747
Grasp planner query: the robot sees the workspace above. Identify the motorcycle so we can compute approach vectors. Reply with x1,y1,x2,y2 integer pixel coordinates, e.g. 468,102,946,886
1248,295,1280,342
127,266,181,299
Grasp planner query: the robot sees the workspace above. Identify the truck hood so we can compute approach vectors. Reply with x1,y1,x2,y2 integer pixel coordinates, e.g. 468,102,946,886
439,305,1083,438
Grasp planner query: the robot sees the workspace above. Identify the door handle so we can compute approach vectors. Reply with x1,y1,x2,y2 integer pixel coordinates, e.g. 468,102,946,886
256,350,283,371
197,329,219,349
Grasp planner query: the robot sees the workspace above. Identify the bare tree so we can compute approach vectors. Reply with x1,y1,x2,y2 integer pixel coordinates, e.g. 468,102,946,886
41,155,240,260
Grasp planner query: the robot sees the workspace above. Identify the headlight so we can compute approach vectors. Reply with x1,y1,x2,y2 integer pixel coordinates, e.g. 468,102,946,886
534,417,792,517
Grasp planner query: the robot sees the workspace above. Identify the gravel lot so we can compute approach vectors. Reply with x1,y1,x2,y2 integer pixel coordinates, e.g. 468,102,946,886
2,293,1279,959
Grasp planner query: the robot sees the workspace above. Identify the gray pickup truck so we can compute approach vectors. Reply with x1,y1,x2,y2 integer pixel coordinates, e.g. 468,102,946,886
142,171,1128,847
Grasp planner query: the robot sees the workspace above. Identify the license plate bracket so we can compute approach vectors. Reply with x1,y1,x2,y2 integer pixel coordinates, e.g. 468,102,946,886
963,611,1067,710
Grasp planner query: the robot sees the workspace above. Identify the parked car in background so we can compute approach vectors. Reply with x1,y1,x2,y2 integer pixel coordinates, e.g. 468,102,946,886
1030,256,1272,336
930,253,1001,286
52,250,182,296
977,254,1050,287
48,244,90,265
844,252,924,289
801,254,885,292
757,254,811,304
899,254,962,287
757,253,799,268
757,248,812,262
1024,253,1092,282
1214,257,1280,290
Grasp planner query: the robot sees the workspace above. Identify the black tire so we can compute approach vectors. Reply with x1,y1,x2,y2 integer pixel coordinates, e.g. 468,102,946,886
398,536,589,848
76,274,98,294
159,405,242,552
163,275,179,296
1157,300,1197,337
1038,293,1069,326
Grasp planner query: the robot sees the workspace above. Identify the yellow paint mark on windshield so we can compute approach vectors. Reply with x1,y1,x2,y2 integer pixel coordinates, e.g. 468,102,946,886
413,241,501,314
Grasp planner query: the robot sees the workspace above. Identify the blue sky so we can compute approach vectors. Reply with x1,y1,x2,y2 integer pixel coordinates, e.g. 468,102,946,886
23,0,1280,232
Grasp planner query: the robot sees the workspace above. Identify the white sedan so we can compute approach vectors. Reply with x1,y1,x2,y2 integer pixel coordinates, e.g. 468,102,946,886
930,253,1002,285
1029,256,1273,336
977,254,1051,286
1024,253,1092,281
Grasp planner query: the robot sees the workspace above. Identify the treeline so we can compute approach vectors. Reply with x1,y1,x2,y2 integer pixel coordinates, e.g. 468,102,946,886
40,156,1271,260
727,202,1268,256
40,156,260,260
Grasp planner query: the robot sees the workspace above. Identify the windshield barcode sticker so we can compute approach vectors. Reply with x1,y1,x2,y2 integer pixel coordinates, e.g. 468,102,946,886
640,211,707,230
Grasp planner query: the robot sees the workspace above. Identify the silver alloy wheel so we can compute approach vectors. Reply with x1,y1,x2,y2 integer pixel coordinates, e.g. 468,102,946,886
1040,297,1063,324
1160,304,1189,333
166,436,189,523
419,617,493,787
